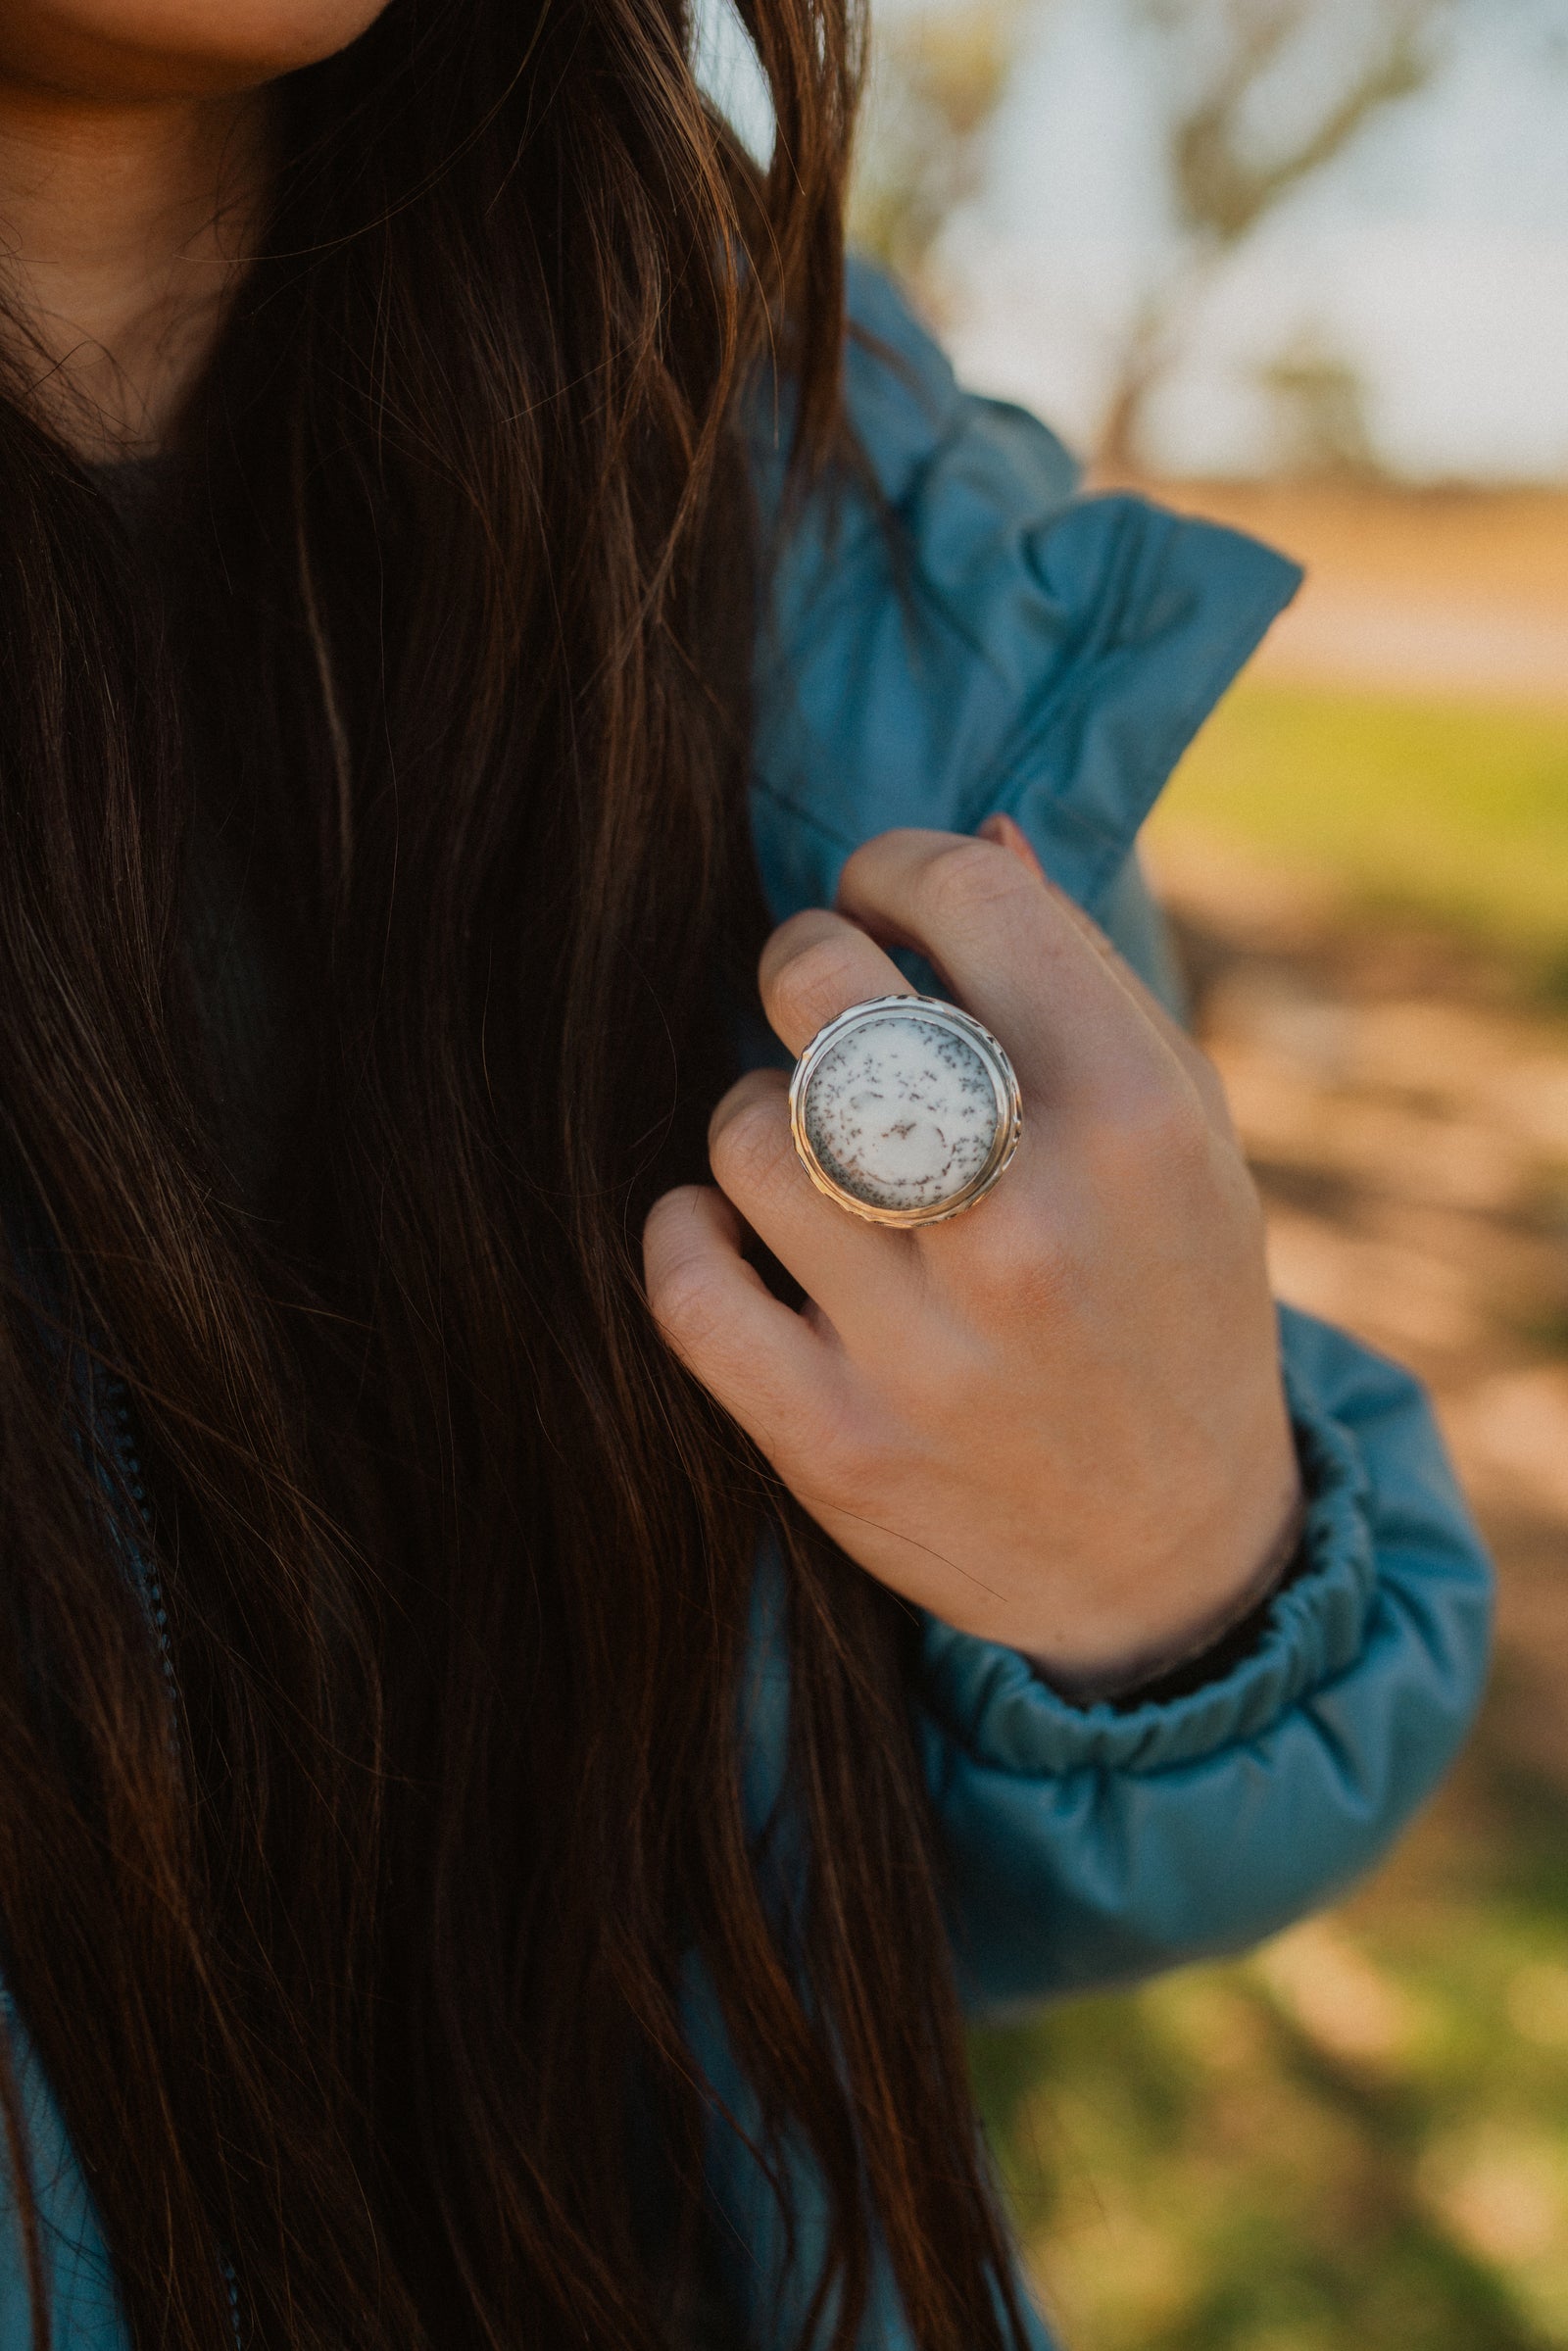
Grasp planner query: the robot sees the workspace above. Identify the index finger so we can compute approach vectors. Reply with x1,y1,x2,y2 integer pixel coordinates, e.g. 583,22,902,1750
835,829,1171,1108
981,815,1236,1144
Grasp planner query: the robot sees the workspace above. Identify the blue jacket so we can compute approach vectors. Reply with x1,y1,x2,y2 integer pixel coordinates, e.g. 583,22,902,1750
0,264,1494,2350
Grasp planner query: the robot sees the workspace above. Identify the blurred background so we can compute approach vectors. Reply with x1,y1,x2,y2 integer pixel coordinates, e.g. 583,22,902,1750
705,1,1568,2342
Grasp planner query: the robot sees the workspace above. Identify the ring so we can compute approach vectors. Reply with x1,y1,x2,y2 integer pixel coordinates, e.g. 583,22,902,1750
788,994,1022,1228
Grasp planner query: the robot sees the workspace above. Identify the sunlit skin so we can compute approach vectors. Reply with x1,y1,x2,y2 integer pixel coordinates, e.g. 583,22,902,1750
646,819,1303,1692
0,0,1302,1694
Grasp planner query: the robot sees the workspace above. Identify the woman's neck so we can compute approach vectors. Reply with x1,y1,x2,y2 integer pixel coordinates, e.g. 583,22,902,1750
0,76,270,460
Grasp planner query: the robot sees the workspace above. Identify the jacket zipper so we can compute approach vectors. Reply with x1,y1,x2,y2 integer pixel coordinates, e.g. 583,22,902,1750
101,1374,177,1725
99,1375,244,2350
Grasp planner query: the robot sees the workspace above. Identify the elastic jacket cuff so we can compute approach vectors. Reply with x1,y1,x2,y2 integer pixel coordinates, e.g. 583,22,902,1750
917,1373,1376,1779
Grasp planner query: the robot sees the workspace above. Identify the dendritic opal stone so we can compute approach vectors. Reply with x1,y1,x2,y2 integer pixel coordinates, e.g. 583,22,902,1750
800,1007,1002,1215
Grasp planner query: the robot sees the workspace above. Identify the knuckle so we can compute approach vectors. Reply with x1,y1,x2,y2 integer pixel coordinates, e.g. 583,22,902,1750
846,827,945,898
648,1254,728,1356
710,1097,792,1199
971,1216,1073,1320
1098,1075,1210,1176
919,838,1029,929
644,1182,703,1245
838,827,919,899
1008,1239,1078,1323
796,1405,894,1508
770,933,877,1041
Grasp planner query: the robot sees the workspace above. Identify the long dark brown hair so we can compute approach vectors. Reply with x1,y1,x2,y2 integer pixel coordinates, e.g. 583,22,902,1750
0,3,1032,2344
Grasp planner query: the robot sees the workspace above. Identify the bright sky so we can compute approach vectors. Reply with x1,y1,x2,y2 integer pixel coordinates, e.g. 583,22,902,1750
697,0,1568,479
944,0,1568,478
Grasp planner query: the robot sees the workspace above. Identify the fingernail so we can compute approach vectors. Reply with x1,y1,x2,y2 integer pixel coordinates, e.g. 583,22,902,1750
980,812,1047,883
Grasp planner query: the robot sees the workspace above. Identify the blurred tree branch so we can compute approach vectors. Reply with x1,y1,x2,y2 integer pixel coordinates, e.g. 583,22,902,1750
1257,332,1378,476
849,2,1021,307
847,0,1483,475
1102,0,1452,471
1155,0,1432,243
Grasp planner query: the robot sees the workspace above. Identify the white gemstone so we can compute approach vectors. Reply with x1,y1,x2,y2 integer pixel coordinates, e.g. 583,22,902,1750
802,1009,1001,1213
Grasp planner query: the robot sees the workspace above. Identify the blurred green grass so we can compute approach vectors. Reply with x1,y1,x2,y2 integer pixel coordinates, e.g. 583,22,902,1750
1145,681,1568,978
973,1774,1568,2351
970,674,1568,2347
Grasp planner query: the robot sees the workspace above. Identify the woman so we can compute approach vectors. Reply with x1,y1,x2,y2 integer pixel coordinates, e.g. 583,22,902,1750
0,0,1490,2345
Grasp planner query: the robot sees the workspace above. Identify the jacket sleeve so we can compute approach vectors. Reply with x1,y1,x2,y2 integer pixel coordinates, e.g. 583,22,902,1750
0,1994,127,2350
916,1305,1494,2016
748,268,1494,2014
746,258,1304,931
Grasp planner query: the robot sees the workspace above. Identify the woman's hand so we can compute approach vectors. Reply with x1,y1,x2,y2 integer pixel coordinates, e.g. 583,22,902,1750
643,822,1301,1696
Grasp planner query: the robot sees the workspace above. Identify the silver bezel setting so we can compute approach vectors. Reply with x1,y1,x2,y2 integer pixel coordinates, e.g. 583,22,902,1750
787,993,1023,1228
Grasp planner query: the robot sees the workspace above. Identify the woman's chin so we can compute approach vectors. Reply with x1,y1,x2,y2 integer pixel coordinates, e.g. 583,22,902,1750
0,0,391,100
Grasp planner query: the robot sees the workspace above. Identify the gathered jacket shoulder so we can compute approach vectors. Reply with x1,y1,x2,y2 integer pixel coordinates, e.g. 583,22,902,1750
0,263,1494,2351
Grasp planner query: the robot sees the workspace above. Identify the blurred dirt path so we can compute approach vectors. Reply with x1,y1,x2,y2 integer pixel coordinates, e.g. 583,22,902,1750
1147,835,1568,1787
1142,484,1568,709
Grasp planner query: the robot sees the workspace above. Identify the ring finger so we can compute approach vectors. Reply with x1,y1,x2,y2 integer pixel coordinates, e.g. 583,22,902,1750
708,1067,917,1326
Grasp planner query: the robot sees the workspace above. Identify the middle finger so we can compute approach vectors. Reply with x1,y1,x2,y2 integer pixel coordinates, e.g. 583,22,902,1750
758,905,917,1057
835,828,1175,1112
